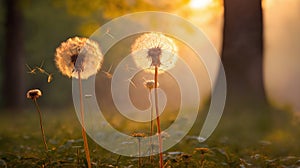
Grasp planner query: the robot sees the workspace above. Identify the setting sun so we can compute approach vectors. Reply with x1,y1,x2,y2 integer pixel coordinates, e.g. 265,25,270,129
189,0,213,9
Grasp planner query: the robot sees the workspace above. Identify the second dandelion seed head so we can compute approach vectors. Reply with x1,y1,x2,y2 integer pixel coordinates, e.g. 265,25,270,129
131,32,178,72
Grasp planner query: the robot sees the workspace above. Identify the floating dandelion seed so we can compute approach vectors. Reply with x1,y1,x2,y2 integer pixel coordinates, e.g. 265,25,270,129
131,32,178,72
47,74,53,83
25,64,37,74
27,60,54,83
102,65,113,78
127,78,137,88
36,64,54,83
55,37,103,79
105,28,114,39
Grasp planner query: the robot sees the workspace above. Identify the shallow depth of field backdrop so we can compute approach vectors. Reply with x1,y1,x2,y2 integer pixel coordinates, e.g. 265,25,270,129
0,0,300,167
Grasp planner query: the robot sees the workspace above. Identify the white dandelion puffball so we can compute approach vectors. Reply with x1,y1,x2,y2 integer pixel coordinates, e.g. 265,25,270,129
55,37,103,79
131,32,178,71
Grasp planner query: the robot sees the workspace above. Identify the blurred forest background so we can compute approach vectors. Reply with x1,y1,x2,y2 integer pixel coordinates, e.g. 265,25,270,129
0,0,299,115
0,0,300,167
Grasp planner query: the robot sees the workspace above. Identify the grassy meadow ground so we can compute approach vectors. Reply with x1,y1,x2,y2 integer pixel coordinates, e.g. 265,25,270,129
0,107,300,168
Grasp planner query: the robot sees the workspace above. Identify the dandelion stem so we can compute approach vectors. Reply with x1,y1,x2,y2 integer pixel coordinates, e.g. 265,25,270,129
154,66,163,168
138,138,141,168
78,71,91,168
149,89,154,162
200,153,205,168
116,155,122,166
76,147,80,168
33,98,48,152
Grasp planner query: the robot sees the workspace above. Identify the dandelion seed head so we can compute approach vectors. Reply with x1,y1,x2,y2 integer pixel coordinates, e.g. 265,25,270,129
131,32,178,72
55,37,103,79
26,89,42,99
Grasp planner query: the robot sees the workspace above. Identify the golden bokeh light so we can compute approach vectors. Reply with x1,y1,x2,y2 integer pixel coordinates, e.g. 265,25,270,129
189,0,213,9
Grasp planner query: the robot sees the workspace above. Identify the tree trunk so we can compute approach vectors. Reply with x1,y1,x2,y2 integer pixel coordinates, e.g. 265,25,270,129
222,0,268,110
3,0,25,110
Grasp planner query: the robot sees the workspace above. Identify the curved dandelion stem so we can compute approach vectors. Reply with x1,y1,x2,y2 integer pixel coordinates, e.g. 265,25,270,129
78,71,91,168
154,66,163,168
33,99,48,152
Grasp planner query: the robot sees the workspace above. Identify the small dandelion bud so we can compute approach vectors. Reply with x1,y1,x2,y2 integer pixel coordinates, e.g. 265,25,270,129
143,80,159,90
26,88,48,151
131,132,146,138
26,89,42,100
194,147,209,154
55,37,103,79
131,32,178,71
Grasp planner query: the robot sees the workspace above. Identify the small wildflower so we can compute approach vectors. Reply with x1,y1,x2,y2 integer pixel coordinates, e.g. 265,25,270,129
143,80,159,90
26,89,42,100
131,132,146,138
131,132,145,168
194,147,209,154
131,32,178,71
55,37,103,79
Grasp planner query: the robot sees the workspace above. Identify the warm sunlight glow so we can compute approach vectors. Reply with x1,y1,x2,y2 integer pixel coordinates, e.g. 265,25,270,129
189,0,212,9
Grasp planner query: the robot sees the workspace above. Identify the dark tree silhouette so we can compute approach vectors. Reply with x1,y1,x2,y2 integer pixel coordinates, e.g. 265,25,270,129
222,0,268,109
2,0,25,109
